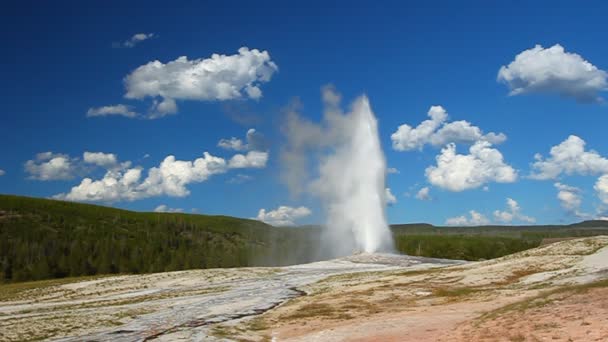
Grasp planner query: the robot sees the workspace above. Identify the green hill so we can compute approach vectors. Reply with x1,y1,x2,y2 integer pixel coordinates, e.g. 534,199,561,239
0,194,320,282
2,194,608,283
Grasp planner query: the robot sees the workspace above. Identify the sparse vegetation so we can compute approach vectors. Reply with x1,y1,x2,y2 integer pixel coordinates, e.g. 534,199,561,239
479,278,608,322
283,303,337,320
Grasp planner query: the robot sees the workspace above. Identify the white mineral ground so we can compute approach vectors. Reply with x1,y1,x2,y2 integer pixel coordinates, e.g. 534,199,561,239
2,237,608,341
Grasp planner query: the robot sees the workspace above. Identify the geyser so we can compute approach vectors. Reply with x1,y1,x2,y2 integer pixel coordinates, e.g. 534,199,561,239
282,86,394,257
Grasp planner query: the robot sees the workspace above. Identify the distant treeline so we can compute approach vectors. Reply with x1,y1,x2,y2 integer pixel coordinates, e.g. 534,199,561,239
393,235,539,260
2,194,608,283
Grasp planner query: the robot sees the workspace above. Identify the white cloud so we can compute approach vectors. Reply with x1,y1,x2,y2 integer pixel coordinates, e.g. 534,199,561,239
25,152,78,180
137,153,230,197
228,151,268,169
55,149,267,202
498,44,607,103
391,105,506,151
83,152,118,169
255,205,311,226
123,33,155,48
445,210,490,226
554,182,589,219
86,104,138,118
385,188,397,205
447,198,534,226
148,98,177,118
425,141,517,192
154,204,184,213
25,151,135,182
530,135,608,180
218,128,267,152
55,168,144,202
415,187,431,201
595,175,608,205
0,169,4,176
387,167,399,174
493,198,536,224
391,106,446,151
123,47,278,118
218,137,247,151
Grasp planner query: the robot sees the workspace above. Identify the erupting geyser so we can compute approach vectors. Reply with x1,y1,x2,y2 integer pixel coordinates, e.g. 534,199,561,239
282,86,394,257
315,97,394,254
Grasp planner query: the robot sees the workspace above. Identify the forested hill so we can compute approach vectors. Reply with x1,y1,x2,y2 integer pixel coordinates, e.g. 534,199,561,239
0,194,321,282
2,194,608,283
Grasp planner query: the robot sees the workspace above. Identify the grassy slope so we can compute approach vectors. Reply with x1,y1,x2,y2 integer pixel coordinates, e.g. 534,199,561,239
2,194,608,283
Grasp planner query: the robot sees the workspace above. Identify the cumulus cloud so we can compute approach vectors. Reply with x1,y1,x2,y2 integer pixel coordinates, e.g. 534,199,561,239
554,182,589,219
83,152,119,169
122,33,156,48
218,137,247,151
0,169,5,176
391,106,506,151
123,47,278,118
415,187,431,201
498,44,607,103
447,198,534,226
148,98,177,118
425,141,517,191
255,206,311,226
387,167,399,174
530,135,608,180
218,128,267,152
55,168,144,202
86,104,138,118
54,149,267,202
26,151,134,182
25,152,78,181
445,210,490,226
228,151,268,169
493,198,536,224
595,175,608,205
385,188,397,205
154,204,184,213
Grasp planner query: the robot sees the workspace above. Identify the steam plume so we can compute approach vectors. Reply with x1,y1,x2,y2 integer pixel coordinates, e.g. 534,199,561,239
281,86,394,257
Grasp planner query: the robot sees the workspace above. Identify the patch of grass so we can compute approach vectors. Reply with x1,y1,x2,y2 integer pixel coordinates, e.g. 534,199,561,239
282,303,336,320
210,325,232,338
508,333,526,342
338,298,380,314
247,317,268,331
0,275,108,302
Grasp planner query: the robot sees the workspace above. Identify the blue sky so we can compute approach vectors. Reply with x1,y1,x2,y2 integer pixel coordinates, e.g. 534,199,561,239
1,1,608,225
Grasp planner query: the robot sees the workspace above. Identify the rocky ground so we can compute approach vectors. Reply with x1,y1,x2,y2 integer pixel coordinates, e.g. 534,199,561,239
1,236,608,341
